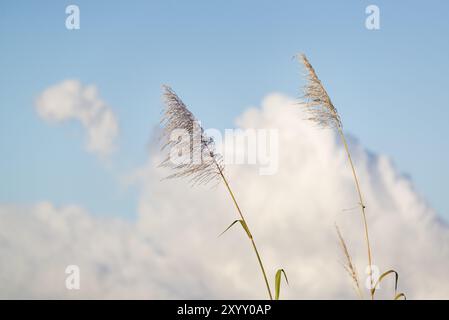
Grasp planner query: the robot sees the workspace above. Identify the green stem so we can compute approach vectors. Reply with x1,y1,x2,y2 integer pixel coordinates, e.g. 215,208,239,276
218,170,273,300
338,127,374,300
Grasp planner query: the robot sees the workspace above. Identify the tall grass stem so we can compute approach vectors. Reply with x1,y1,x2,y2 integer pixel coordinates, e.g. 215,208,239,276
338,127,374,299
217,169,273,300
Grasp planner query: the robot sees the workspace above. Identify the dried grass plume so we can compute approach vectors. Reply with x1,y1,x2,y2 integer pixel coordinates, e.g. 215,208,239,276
299,53,342,129
336,224,363,298
159,85,224,186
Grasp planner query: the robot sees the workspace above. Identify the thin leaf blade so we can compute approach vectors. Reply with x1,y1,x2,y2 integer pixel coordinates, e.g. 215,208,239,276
371,269,399,298
394,293,406,300
218,219,252,239
275,269,289,300
218,220,241,237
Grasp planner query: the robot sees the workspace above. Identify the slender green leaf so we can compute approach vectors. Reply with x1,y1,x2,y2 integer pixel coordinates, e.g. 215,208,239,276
239,219,252,239
371,269,399,298
394,293,406,300
218,220,241,237
274,269,289,300
218,219,252,239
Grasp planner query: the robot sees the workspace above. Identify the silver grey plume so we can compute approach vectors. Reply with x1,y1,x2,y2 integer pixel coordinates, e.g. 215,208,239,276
159,85,224,186
299,54,342,129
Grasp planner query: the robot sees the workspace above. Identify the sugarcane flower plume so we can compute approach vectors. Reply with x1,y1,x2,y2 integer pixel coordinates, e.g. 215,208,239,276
299,53,342,129
159,85,224,186
335,224,362,298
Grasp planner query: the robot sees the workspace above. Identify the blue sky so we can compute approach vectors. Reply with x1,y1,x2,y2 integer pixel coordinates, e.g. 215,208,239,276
0,0,448,220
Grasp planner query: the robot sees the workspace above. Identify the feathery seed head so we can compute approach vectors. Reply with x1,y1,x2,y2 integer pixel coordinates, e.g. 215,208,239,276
335,224,362,298
159,85,224,186
299,54,342,129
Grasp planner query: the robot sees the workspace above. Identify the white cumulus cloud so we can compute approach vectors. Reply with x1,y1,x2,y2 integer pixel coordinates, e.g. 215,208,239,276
35,80,119,157
1,93,449,299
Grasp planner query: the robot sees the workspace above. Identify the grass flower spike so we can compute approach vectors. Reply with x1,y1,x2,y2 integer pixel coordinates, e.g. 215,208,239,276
298,54,403,299
160,85,224,186
160,85,286,300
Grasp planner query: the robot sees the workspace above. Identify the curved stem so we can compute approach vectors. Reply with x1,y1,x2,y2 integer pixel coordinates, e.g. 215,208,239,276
218,170,273,300
338,127,374,299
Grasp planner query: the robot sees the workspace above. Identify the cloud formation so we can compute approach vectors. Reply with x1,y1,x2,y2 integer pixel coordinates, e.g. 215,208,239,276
35,80,119,157
2,93,449,299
